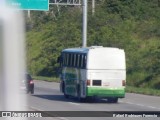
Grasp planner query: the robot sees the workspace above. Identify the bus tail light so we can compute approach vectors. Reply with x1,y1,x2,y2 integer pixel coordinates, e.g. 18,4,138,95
29,80,34,84
87,80,91,86
122,80,126,86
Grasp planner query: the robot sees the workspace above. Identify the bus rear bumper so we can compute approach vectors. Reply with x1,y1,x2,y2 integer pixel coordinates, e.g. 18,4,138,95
86,87,125,98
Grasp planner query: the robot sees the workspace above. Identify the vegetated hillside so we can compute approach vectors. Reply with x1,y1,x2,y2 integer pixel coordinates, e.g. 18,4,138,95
26,0,160,89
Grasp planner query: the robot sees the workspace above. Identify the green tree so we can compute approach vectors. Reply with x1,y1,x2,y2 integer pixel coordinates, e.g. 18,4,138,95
26,1,160,90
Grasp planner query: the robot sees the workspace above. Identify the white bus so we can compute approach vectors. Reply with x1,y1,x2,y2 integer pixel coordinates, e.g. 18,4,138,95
58,46,126,103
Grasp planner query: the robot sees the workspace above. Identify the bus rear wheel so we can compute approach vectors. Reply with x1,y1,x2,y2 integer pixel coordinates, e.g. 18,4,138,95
64,92,69,98
63,83,69,98
77,85,86,102
78,96,86,102
108,97,118,103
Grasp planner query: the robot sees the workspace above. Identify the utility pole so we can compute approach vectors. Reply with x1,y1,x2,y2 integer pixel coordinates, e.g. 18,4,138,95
28,10,31,20
92,0,95,16
50,0,87,47
82,0,87,47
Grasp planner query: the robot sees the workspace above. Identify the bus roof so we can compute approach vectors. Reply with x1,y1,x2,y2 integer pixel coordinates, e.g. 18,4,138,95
62,46,123,54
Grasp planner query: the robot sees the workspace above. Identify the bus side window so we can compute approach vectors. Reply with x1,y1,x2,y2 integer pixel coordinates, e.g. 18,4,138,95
66,53,69,66
68,54,70,66
77,54,80,68
79,54,82,68
83,54,86,68
81,54,84,68
69,53,72,67
73,54,76,67
75,54,78,67
71,53,74,67
63,53,65,66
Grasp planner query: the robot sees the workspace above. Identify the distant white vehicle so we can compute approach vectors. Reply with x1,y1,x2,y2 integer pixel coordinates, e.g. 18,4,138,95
58,46,126,103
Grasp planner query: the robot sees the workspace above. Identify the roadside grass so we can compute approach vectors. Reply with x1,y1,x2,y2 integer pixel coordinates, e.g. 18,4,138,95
126,86,160,96
33,76,160,96
33,76,60,82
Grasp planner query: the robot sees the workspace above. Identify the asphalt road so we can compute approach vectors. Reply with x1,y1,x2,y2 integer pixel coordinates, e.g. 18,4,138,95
26,80,160,120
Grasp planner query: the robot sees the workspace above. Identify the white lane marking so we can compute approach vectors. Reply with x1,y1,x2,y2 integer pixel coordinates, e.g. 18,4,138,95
147,105,160,110
27,106,69,120
120,100,160,110
57,117,69,120
68,102,80,106
125,102,146,108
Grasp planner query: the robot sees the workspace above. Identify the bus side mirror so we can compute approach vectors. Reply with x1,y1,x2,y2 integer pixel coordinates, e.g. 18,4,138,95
57,56,60,63
57,55,63,67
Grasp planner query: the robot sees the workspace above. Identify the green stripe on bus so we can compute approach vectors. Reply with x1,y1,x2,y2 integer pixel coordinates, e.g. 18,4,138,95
86,87,125,98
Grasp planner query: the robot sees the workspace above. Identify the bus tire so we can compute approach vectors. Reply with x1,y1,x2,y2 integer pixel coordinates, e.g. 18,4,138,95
31,89,34,94
62,81,65,93
63,83,69,98
77,84,85,102
64,93,69,98
78,94,86,102
108,97,118,103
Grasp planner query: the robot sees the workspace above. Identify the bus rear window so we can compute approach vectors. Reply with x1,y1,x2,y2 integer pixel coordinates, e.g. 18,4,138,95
93,80,101,86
